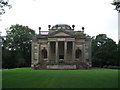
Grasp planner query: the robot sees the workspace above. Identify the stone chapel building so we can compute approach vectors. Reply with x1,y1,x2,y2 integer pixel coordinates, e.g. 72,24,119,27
31,24,92,69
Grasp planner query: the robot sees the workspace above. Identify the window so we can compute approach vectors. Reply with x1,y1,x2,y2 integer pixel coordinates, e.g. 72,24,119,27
42,49,47,59
75,49,81,58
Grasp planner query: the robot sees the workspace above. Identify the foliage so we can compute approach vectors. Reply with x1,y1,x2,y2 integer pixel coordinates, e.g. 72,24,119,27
118,41,120,65
2,68,118,88
92,34,118,67
111,0,120,12
58,59,64,63
0,0,12,15
2,24,35,68
103,65,120,69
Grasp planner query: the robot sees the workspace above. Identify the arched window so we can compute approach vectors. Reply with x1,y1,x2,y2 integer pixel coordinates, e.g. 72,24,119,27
42,48,47,59
75,49,81,58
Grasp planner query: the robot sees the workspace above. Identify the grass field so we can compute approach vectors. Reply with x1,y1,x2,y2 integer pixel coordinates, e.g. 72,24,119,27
2,68,118,88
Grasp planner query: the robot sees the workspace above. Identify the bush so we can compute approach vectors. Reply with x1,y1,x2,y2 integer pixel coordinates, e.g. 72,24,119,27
58,59,64,63
103,65,120,69
103,65,108,68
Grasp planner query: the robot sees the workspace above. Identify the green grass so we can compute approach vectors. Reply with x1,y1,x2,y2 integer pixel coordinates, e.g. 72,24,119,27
2,68,119,88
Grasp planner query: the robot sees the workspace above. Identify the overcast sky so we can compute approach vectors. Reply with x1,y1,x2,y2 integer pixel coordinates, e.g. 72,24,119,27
0,0,118,43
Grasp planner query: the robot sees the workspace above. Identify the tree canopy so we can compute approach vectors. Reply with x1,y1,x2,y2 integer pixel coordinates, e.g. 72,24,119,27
2,24,35,68
0,0,11,15
92,34,118,67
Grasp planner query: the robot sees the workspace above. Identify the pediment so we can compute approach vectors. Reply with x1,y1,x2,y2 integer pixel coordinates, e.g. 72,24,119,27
53,32,70,36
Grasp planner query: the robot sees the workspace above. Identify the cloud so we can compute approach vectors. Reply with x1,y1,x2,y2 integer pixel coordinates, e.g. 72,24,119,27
0,0,118,43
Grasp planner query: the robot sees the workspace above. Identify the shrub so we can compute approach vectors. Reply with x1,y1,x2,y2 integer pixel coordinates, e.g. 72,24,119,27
104,65,120,69
103,65,108,68
58,59,64,63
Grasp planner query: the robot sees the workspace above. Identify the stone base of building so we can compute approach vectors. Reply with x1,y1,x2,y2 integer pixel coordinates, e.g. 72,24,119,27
32,62,91,70
47,65,76,70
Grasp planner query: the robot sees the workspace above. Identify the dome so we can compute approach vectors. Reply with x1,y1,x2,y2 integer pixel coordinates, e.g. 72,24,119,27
51,24,72,30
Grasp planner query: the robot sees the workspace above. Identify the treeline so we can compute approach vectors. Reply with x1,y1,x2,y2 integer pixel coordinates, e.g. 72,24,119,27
92,34,119,68
2,24,120,68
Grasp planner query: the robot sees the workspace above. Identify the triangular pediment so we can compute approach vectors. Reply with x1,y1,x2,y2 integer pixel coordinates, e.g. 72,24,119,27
53,32,70,36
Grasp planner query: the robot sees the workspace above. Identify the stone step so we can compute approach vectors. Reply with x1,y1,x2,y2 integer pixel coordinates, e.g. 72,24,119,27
47,65,76,70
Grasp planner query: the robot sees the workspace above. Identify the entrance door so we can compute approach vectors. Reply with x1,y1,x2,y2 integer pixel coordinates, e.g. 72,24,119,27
59,55,64,59
58,41,64,59
58,41,64,63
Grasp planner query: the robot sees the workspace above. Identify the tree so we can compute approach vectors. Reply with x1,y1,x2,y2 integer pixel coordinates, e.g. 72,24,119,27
92,34,117,67
111,0,120,12
0,0,12,15
118,40,120,66
2,24,35,68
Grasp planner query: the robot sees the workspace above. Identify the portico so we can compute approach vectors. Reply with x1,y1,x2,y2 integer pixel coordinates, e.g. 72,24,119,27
47,38,75,63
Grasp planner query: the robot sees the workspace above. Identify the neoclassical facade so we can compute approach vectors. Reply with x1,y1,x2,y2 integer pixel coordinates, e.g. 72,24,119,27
31,24,92,69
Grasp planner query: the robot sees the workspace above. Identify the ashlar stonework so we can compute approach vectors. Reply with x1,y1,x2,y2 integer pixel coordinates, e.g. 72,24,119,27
31,24,92,69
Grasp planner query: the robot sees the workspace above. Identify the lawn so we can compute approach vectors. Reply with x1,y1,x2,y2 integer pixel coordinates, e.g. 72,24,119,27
2,68,118,88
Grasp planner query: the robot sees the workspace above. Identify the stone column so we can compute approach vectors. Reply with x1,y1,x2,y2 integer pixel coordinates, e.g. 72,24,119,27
82,43,85,63
56,41,58,63
48,41,50,63
31,43,34,67
36,43,39,63
64,41,67,62
39,44,41,63
89,40,92,67
72,41,75,62
33,43,39,64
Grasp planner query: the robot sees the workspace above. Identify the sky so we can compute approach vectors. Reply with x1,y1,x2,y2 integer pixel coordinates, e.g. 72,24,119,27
0,0,118,43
